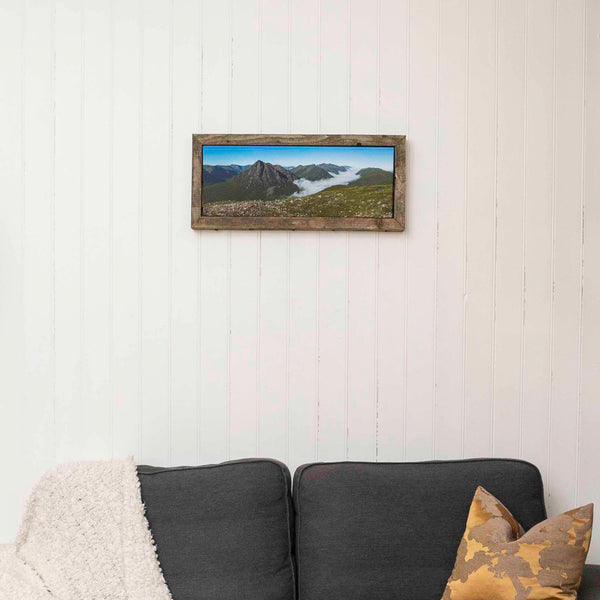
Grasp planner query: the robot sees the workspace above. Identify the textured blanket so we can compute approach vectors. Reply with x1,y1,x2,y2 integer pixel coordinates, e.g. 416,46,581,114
0,458,172,600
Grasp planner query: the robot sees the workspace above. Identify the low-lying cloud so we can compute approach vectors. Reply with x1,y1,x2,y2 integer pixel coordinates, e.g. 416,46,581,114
291,167,361,197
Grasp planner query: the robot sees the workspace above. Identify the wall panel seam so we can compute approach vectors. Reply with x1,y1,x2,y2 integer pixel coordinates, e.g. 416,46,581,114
460,0,470,459
575,0,588,505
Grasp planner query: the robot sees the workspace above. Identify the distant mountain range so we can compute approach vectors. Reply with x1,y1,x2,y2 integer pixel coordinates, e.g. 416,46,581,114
202,164,252,185
202,160,392,203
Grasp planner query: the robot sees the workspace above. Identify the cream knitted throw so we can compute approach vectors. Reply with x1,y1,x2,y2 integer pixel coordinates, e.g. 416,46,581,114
0,458,172,600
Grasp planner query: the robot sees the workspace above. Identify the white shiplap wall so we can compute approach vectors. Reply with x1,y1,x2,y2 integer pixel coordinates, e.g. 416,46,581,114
0,0,599,560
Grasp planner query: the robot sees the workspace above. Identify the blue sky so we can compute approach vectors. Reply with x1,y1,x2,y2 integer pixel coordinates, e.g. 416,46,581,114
202,145,394,171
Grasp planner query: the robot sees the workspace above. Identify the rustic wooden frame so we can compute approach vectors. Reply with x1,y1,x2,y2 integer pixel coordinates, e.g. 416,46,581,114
191,134,406,231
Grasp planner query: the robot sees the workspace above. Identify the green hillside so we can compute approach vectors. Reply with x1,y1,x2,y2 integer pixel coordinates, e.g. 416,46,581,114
202,184,394,218
348,167,393,187
291,164,333,181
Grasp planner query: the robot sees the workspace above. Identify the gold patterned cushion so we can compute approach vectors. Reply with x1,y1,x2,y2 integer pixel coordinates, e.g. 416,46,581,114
442,486,593,600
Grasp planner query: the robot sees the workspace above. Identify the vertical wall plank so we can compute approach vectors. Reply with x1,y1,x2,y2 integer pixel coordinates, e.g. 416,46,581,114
492,0,526,457
258,232,289,459
316,0,349,461
579,0,600,561
229,231,260,459
170,0,201,465
227,0,260,460
289,0,319,133
521,0,554,483
345,0,378,461
0,0,26,540
379,0,408,135
139,0,171,464
287,0,320,471
198,0,230,464
288,231,318,471
434,0,467,459
198,232,229,464
257,0,290,460
317,235,347,460
112,0,142,459
22,0,56,478
548,0,585,515
54,0,83,463
81,0,112,460
405,0,437,460
463,0,496,457
320,0,349,134
346,233,377,460
376,0,408,461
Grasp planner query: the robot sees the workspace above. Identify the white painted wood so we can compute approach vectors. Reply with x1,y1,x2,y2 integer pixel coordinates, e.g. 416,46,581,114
227,0,260,460
579,0,600,562
197,0,230,465
379,0,408,135
315,0,350,461
287,0,320,472
54,0,83,462
316,233,348,461
376,0,408,461
520,0,554,486
319,0,349,134
80,0,112,461
257,0,291,460
492,0,526,458
345,0,379,461
405,0,437,461
548,0,585,516
198,231,230,464
170,0,202,465
111,0,143,460
288,232,319,472
463,0,497,458
0,0,26,538
139,0,171,465
258,232,289,459
229,231,260,458
1,0,599,562
346,232,377,461
231,0,260,136
289,0,319,134
434,0,467,460
22,0,56,482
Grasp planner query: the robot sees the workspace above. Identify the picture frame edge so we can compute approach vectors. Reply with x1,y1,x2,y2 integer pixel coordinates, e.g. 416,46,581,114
191,134,406,232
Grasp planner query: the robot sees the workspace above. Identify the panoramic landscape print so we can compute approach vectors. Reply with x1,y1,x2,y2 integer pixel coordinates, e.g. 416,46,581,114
200,145,395,218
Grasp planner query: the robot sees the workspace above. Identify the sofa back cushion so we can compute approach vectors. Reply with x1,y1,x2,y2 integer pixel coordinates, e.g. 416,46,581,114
138,459,295,600
293,459,546,600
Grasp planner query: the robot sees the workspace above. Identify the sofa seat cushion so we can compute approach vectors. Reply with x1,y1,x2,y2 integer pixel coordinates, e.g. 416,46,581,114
294,459,546,600
138,459,295,600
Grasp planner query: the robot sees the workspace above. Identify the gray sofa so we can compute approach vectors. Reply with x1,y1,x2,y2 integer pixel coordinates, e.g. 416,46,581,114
138,458,599,600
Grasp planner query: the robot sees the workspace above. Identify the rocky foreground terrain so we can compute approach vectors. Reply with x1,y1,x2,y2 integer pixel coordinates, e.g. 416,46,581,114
202,184,394,218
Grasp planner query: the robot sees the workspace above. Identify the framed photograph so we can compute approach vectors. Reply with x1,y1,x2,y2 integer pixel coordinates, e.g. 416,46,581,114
191,134,405,231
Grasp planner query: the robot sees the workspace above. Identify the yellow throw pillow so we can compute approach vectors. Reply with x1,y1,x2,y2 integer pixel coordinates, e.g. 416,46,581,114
442,486,593,600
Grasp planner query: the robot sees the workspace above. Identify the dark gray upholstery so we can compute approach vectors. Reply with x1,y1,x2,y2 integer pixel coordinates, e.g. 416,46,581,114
138,459,295,600
293,459,547,600
581,565,600,600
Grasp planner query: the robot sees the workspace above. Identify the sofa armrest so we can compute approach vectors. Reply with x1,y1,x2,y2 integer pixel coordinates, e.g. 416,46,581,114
580,565,600,599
